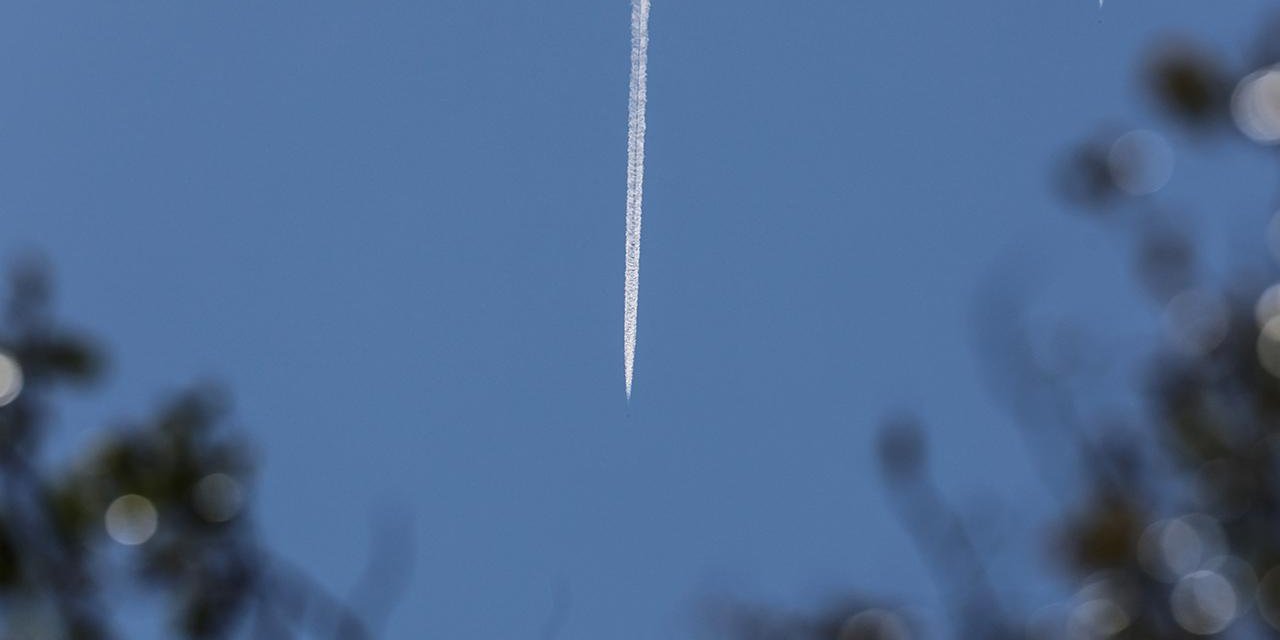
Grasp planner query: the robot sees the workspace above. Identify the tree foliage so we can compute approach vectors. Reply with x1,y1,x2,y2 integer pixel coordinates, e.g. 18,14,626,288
0,261,397,639
714,12,1280,640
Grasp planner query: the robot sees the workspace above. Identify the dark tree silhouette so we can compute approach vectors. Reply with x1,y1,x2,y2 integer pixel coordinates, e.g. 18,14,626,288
0,260,406,639
712,12,1280,640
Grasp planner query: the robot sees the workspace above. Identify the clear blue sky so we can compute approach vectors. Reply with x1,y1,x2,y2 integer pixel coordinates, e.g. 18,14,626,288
0,1,1274,637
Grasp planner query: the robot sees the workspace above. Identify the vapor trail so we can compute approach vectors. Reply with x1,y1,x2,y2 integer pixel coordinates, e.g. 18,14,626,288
623,0,650,400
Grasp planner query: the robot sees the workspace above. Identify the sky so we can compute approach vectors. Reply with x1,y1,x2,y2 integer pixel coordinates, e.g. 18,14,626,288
0,1,1277,638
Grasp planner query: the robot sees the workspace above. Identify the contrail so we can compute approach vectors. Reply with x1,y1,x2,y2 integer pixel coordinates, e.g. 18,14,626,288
623,0,650,400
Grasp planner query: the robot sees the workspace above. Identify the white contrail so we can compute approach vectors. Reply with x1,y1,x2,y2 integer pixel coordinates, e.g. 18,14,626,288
624,0,650,400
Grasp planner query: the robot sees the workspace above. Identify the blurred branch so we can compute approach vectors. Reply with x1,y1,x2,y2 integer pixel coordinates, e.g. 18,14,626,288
0,258,408,639
876,416,1016,639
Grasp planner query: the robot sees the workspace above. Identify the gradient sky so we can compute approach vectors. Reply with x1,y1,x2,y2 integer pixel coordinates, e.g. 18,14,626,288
1,1,1276,637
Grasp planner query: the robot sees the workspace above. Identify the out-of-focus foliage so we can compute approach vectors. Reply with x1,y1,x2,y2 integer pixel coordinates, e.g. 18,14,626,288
0,260,398,639
713,12,1280,640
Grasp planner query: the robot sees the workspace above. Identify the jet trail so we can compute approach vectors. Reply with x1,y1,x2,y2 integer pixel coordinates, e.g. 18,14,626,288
623,0,650,400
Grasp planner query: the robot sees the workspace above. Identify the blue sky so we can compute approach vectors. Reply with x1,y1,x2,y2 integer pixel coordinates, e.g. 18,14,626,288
1,1,1275,637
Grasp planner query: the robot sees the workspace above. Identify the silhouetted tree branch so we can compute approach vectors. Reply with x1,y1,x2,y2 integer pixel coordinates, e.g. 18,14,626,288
0,259,409,639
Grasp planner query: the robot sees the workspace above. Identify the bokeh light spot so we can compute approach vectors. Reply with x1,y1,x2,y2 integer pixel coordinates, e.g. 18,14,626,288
1107,130,1174,195
1068,599,1129,638
1138,515,1226,581
1164,290,1228,357
104,494,158,546
1232,67,1280,144
1258,317,1280,378
0,351,24,407
1170,570,1238,635
1256,284,1280,328
1207,555,1257,614
192,473,243,523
